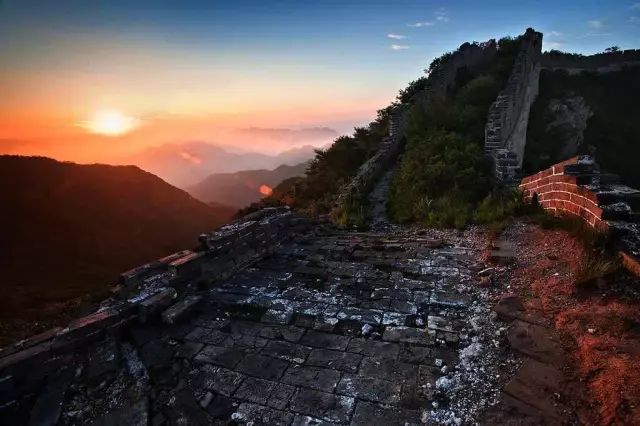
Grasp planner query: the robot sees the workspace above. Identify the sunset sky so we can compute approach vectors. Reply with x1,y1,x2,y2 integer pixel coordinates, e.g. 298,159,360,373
1,0,639,163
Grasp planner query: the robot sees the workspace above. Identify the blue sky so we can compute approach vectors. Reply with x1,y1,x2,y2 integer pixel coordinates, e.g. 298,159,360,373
1,0,639,160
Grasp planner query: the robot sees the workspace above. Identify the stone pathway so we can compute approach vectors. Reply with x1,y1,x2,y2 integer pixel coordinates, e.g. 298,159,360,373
368,169,395,232
50,224,520,425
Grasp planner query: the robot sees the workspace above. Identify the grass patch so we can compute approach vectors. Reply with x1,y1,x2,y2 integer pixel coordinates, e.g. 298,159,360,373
331,192,368,229
526,208,621,286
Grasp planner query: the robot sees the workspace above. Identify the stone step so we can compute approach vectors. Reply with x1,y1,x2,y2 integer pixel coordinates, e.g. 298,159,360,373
162,295,202,325
600,203,634,221
563,163,597,176
594,185,640,209
607,220,640,238
574,173,620,186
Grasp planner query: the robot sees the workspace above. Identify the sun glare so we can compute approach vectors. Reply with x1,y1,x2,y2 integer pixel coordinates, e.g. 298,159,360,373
83,109,138,136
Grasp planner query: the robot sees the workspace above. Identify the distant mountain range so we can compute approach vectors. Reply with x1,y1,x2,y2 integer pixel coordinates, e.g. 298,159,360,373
188,162,309,208
128,141,319,188
0,155,235,342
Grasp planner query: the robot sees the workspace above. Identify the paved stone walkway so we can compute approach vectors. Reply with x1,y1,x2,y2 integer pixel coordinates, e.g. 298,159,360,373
54,223,518,425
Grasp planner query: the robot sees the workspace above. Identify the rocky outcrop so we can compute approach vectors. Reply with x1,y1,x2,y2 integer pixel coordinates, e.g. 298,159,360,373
519,155,640,276
545,96,593,158
485,28,543,184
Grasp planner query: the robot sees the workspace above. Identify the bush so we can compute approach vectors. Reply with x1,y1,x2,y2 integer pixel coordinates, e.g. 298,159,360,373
388,34,522,229
330,192,367,229
424,194,472,229
473,189,523,230
389,130,493,225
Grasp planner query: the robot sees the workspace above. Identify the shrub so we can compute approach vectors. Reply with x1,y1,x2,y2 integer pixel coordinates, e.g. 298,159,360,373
388,127,493,225
474,191,518,228
331,192,367,229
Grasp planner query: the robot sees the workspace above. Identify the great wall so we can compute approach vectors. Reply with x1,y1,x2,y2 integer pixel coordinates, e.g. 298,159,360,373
2,28,640,425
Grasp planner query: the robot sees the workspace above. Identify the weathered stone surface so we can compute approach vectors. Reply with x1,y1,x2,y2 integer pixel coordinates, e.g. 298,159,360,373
0,376,16,405
164,389,211,425
336,374,402,404
358,357,417,381
346,338,400,359
232,402,294,425
85,338,121,383
194,364,245,396
289,388,355,424
138,288,177,323
161,295,202,325
291,414,337,426
300,331,350,351
305,349,362,373
503,358,564,421
260,340,311,364
175,341,203,359
382,326,430,345
235,354,289,381
281,365,341,392
0,341,51,375
92,397,149,426
429,291,470,308
259,325,305,342
139,340,173,371
233,377,295,410
184,327,229,346
261,308,294,325
351,400,421,426
194,345,245,369
206,394,237,420
398,344,431,364
28,381,69,426
507,320,567,365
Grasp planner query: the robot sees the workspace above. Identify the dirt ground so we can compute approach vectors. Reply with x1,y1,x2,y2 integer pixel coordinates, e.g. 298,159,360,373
495,219,640,425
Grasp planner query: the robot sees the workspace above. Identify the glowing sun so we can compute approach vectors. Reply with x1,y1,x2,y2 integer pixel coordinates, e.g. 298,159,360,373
83,109,138,136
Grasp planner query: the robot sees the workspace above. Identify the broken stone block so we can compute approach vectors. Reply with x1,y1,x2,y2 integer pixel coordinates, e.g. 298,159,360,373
382,326,430,346
261,308,294,325
138,288,178,323
161,295,202,325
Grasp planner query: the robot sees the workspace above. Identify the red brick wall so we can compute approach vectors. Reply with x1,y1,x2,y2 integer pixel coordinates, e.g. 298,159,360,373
519,157,609,232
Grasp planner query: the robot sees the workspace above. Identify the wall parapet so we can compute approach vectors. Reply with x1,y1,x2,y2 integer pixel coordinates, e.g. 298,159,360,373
485,28,543,184
519,155,640,275
0,206,315,406
541,49,640,74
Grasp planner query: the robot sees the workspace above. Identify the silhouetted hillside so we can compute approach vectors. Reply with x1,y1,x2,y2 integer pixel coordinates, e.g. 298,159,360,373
0,155,234,343
127,141,317,187
188,162,308,207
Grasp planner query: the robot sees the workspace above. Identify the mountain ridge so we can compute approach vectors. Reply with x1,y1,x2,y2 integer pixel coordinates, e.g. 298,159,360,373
188,161,309,207
0,155,235,342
